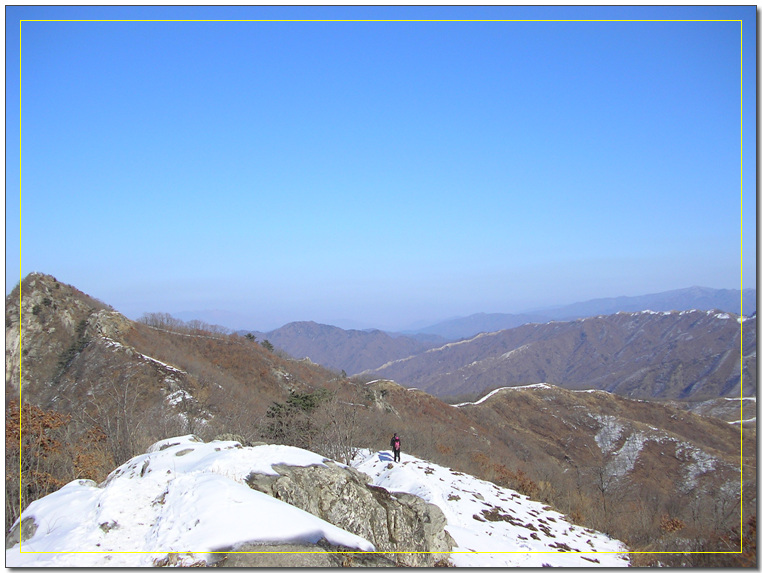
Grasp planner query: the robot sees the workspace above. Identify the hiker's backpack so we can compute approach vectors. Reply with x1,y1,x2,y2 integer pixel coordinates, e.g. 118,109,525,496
393,437,400,450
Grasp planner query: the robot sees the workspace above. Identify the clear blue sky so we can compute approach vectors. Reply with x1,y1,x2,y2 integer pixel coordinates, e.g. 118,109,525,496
6,5,756,331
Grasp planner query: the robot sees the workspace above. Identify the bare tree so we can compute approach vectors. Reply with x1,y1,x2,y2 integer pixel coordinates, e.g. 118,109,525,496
311,392,363,464
586,462,618,530
77,373,154,465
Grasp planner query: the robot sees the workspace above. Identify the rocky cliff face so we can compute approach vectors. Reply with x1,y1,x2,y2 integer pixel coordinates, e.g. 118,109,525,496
6,273,119,398
6,273,197,433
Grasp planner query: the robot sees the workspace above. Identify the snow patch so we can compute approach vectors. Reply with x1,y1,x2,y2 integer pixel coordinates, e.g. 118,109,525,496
6,436,371,567
592,415,625,455
165,390,192,406
453,383,554,407
591,416,650,478
137,352,184,373
353,450,629,567
606,432,648,478
102,336,187,375
677,444,717,490
729,417,756,425
102,337,124,349
499,344,529,360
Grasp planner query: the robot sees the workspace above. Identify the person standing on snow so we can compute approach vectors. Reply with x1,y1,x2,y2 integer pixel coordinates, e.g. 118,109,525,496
390,433,401,462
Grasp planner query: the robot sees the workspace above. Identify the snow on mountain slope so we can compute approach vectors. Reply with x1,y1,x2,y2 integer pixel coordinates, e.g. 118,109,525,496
353,450,630,567
6,436,374,567
8,435,630,568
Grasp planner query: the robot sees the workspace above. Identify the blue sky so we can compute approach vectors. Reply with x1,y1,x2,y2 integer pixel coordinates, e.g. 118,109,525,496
6,5,756,331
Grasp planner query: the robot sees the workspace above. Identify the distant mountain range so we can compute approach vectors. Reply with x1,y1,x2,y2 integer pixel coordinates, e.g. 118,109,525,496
366,310,756,401
409,312,550,341
182,286,754,342
239,287,756,379
412,286,756,341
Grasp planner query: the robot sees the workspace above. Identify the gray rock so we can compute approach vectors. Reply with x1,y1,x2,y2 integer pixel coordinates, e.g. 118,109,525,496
6,517,37,549
244,461,453,567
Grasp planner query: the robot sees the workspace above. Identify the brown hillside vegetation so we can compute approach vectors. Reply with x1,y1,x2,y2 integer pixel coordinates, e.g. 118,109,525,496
339,377,754,565
6,273,756,566
6,273,342,530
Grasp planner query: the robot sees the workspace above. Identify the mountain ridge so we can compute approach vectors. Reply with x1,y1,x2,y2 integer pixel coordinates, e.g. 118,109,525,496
219,286,756,377
239,321,447,375
168,286,755,342
412,286,756,341
364,309,756,401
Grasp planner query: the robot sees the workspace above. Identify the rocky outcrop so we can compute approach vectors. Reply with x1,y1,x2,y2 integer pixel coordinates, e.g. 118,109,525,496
245,461,453,567
5,517,38,550
6,273,118,398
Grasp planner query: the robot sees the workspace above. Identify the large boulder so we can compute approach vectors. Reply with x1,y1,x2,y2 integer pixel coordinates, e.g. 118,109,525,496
245,460,453,567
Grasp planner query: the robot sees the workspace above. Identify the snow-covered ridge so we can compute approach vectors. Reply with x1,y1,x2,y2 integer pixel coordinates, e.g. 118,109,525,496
370,330,504,372
370,306,750,379
102,336,186,375
354,450,629,567
8,436,631,568
453,383,555,407
452,383,615,408
614,308,744,320
6,436,370,567
425,330,503,352
135,350,185,374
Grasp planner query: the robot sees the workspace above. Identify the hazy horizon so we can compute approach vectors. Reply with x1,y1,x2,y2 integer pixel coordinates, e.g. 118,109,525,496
7,6,756,333
7,271,756,332
142,283,756,333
